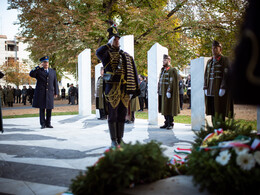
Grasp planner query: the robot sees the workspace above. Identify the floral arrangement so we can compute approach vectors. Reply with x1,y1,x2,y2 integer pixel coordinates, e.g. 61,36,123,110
187,118,260,195
69,141,180,195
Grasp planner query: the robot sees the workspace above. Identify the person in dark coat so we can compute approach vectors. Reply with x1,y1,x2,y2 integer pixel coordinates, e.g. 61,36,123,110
29,56,59,129
138,75,146,112
15,87,21,103
61,87,66,100
21,86,27,105
69,84,76,105
27,86,34,105
186,74,191,109
76,84,79,105
229,0,260,105
179,74,184,110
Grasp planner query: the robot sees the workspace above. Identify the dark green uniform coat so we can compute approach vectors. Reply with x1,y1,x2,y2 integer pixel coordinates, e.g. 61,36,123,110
204,55,234,118
96,76,105,109
158,66,180,117
130,96,140,112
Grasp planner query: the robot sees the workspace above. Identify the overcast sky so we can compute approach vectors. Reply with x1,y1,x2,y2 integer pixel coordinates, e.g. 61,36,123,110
0,0,19,39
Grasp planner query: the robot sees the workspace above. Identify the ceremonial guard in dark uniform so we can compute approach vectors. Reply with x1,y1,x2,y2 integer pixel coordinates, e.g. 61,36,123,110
96,67,106,120
29,56,59,129
96,25,140,147
204,41,233,121
158,54,180,130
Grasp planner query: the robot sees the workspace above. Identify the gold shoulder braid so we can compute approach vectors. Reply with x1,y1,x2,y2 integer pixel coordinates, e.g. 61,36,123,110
105,50,130,108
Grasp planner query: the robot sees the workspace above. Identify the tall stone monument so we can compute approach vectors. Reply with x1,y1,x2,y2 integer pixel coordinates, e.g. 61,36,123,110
190,57,210,130
147,43,168,125
78,48,92,116
120,35,134,57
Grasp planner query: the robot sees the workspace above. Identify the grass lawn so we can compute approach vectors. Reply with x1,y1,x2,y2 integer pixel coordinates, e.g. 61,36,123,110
3,110,256,129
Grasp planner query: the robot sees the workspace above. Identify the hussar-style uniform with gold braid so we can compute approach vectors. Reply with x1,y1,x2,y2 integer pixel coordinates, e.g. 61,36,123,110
96,26,140,147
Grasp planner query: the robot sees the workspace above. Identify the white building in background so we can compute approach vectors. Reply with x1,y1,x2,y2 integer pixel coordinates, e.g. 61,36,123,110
0,35,77,92
58,72,78,95
0,35,33,86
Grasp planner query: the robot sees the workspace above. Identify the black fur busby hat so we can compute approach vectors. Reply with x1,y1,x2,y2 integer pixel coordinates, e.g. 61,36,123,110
212,40,222,48
163,54,171,60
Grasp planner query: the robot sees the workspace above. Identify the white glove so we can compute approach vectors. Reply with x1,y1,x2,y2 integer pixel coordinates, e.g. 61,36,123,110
204,89,207,96
166,92,171,99
108,36,115,45
129,94,133,99
219,89,225,97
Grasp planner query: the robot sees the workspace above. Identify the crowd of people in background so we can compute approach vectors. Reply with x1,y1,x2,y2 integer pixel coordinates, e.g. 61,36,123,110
0,74,191,112
0,83,80,108
0,85,34,107
59,84,79,105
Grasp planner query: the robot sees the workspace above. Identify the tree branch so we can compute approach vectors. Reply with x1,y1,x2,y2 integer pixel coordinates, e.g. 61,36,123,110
134,0,188,45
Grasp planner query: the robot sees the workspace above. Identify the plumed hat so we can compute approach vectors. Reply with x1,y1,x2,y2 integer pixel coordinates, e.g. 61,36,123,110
107,23,120,40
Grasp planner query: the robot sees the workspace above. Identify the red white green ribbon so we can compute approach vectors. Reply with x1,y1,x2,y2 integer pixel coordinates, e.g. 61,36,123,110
174,147,192,154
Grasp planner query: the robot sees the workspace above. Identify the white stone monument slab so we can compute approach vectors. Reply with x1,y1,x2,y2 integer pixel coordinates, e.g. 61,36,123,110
95,63,103,118
78,48,92,116
120,35,134,58
191,57,210,130
147,43,168,125
257,106,260,133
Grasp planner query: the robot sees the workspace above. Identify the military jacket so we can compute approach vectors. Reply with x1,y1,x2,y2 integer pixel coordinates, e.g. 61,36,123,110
96,44,140,109
204,55,233,117
96,76,105,109
158,65,180,116
29,66,59,109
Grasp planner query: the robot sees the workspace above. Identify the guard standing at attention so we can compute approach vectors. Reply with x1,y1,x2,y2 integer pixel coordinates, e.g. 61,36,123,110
204,41,233,122
158,54,180,130
29,56,59,129
96,67,107,120
96,24,140,147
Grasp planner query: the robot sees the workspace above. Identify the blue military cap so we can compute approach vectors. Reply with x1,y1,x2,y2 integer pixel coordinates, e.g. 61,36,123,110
39,56,49,62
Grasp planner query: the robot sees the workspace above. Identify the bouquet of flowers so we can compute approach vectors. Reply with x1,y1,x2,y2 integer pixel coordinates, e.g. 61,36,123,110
187,118,260,195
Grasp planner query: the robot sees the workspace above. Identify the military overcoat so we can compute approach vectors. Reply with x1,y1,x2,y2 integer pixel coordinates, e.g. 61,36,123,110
204,55,234,117
29,66,59,109
158,66,180,116
96,76,105,109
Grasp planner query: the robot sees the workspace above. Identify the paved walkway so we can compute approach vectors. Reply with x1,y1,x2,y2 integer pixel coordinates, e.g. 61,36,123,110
0,115,195,195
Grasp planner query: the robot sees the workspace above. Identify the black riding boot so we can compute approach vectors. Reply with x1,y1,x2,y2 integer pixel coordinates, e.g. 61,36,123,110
108,122,118,147
117,122,125,145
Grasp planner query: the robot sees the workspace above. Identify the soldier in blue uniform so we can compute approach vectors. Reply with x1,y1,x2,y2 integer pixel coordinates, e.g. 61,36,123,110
96,25,140,147
29,56,59,129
